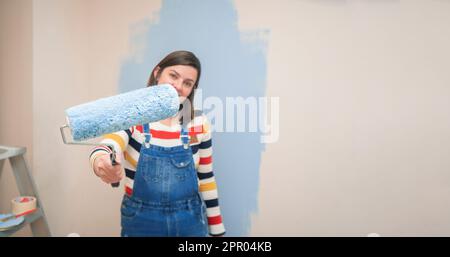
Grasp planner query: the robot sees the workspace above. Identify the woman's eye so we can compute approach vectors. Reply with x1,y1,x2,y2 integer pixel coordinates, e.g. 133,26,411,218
184,82,193,88
170,73,177,79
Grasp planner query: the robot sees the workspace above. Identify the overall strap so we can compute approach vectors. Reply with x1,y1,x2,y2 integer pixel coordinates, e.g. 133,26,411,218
180,124,190,149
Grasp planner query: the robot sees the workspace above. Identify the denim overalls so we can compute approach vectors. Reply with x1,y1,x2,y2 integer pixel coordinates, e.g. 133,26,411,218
120,123,208,237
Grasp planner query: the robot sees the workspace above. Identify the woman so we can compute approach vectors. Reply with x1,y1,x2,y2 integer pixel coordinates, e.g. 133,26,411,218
90,50,225,237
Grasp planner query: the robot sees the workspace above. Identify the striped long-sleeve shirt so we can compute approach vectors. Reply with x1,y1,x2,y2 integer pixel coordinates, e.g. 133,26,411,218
89,114,225,236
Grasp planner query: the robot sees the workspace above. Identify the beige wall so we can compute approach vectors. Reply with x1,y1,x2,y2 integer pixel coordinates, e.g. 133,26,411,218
2,0,450,236
0,0,33,236
243,0,450,236
31,0,161,236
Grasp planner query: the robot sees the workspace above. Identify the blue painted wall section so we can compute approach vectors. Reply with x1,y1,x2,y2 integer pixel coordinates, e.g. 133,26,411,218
119,0,268,236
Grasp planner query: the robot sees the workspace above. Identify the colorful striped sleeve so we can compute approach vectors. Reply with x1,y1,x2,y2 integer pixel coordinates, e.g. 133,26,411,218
197,116,226,236
89,129,130,171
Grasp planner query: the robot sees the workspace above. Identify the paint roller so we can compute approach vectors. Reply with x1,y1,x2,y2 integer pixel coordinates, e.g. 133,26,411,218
60,84,179,187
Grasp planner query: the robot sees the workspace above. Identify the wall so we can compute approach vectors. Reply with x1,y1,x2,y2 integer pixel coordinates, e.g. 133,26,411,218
0,0,33,237
31,0,161,236
1,0,450,236
245,0,450,236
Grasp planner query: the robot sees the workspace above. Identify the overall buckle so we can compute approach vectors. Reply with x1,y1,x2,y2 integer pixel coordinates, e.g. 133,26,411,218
180,134,190,149
142,132,151,148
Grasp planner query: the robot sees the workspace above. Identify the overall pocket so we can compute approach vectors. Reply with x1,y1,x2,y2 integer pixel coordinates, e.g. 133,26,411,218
170,155,194,181
170,155,193,168
138,154,162,183
120,196,142,220
191,200,208,236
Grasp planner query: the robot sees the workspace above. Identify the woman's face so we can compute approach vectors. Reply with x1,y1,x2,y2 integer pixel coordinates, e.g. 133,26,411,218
154,65,198,98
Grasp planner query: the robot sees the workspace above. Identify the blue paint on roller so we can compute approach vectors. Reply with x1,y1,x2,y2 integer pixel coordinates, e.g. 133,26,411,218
65,84,179,141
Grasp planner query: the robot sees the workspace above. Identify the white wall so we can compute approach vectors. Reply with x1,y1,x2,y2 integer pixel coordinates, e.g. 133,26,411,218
1,0,450,236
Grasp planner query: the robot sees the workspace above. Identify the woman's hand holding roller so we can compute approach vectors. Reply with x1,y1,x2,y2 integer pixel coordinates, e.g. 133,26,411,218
93,153,124,184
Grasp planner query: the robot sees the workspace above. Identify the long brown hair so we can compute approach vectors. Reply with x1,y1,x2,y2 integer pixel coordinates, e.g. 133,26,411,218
147,50,201,122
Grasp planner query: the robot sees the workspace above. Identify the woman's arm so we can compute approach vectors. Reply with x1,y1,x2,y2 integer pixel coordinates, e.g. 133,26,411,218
197,116,226,236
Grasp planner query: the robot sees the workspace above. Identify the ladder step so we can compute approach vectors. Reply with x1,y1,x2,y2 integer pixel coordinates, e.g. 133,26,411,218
0,208,44,237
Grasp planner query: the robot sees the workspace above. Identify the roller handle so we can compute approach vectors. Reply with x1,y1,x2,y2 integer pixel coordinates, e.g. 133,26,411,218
108,146,120,188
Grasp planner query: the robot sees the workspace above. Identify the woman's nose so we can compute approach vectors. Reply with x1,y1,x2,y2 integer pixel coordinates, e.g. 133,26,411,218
171,80,182,91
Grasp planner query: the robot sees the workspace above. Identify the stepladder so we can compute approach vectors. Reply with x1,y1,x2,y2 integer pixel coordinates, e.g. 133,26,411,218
0,145,51,237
